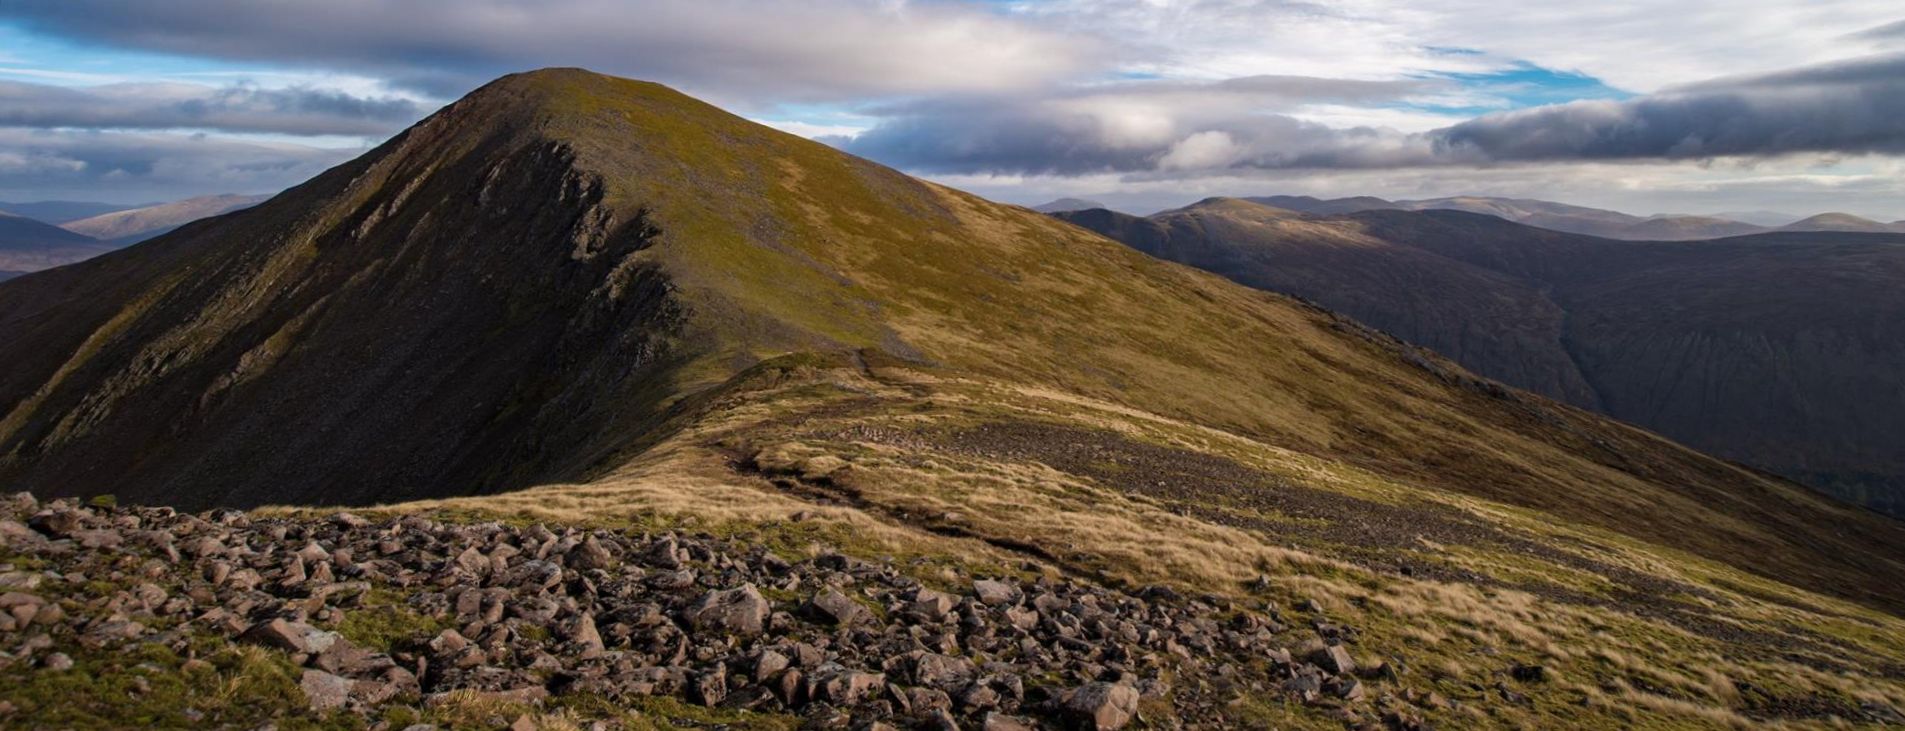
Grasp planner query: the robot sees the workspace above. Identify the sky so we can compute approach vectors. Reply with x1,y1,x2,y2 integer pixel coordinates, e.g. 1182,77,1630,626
0,1,1902,220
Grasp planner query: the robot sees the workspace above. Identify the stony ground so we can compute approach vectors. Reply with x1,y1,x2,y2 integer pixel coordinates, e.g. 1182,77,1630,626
0,493,1460,730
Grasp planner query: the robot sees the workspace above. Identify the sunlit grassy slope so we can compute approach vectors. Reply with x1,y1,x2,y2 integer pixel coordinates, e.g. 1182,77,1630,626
385,356,1905,729
458,70,1905,726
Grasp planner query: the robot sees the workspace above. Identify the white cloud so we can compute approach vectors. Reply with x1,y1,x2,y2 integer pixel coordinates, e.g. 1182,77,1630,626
0,79,424,136
0,128,359,203
3,0,1106,105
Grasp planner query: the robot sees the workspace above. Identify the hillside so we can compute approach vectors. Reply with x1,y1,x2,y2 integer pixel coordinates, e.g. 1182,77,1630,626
1059,200,1905,519
3,69,1905,729
1779,212,1904,234
0,200,135,224
1247,195,1789,241
60,193,271,244
0,212,113,274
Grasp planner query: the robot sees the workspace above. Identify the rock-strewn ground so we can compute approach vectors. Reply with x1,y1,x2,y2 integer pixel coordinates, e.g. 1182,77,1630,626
0,494,1449,729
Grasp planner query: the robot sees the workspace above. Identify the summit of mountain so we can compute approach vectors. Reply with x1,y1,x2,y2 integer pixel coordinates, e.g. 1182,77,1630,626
1779,211,1902,233
6,69,1905,727
1028,197,1108,213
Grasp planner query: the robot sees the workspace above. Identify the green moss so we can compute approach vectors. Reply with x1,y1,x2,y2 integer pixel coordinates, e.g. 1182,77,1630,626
530,693,800,731
0,641,356,730
334,588,456,652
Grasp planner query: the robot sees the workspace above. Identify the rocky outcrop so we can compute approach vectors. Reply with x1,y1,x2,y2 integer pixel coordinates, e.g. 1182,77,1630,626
0,495,1446,729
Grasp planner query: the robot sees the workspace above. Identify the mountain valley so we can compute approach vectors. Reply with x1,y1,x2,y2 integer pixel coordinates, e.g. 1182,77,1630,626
1057,199,1905,519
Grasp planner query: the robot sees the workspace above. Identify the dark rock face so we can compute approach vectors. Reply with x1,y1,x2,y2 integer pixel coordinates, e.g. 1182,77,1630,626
1059,203,1905,517
0,494,1469,728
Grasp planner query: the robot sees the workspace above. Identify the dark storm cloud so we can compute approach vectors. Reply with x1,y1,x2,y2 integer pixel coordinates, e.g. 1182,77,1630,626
1435,54,1905,161
836,75,1450,174
0,81,423,136
839,53,1905,175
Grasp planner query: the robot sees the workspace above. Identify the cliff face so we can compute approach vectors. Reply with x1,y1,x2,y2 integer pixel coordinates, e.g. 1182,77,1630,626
1062,202,1905,516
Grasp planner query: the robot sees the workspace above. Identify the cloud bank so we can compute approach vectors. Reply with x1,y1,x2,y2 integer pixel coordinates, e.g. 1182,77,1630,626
0,80,424,136
839,53,1905,175
1,0,1104,103
0,129,359,203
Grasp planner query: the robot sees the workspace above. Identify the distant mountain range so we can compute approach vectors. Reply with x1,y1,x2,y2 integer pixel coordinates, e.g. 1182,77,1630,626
1058,198,1905,517
60,193,271,244
1246,194,1905,240
0,200,141,224
0,193,269,277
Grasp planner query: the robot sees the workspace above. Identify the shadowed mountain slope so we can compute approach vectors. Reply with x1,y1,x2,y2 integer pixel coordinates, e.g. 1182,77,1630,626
1060,199,1905,518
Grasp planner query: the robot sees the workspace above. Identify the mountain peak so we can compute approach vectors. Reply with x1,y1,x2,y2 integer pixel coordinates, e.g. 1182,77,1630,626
1030,197,1108,213
1167,196,1300,217
1781,211,1896,232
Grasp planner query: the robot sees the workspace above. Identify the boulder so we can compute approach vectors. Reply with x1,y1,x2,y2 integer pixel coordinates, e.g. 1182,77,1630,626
819,670,884,705
27,510,84,538
242,618,341,655
973,579,1022,606
908,589,959,621
1064,682,1139,730
684,584,771,636
300,669,354,712
566,535,616,571
983,713,1038,731
908,652,977,689
1312,643,1356,675
806,588,875,627
70,529,123,549
502,560,563,591
567,612,606,657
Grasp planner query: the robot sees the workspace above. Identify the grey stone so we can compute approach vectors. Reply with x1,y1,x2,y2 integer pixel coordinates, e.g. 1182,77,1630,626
807,588,875,627
1064,682,1139,731
300,669,353,712
973,579,1022,606
684,584,771,636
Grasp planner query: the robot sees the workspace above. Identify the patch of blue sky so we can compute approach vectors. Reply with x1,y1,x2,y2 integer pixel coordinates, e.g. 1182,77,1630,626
1404,61,1634,117
0,21,409,101
0,22,256,85
752,102,879,140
